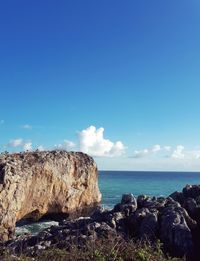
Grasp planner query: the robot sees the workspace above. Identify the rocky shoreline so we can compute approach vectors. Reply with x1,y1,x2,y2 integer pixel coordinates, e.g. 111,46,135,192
1,184,200,260
1,151,200,260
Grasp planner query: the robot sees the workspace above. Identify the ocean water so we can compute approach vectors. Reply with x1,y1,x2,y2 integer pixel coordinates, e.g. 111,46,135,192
99,171,200,208
15,220,59,236
16,171,200,235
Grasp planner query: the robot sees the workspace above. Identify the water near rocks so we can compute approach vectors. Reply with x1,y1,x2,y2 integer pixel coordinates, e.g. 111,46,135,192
15,221,59,236
16,171,200,235
99,171,200,208
11,184,200,259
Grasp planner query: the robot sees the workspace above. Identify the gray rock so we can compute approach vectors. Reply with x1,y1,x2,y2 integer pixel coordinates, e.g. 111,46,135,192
121,194,136,205
169,191,185,205
127,208,150,237
160,206,193,257
95,222,116,238
139,211,158,241
113,202,137,216
184,198,198,218
183,185,200,199
195,195,200,204
137,195,148,207
4,184,200,259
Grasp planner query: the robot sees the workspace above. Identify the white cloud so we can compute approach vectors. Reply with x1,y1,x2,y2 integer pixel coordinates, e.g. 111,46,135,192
8,139,23,147
23,142,32,151
164,146,171,152
7,139,32,151
194,151,200,159
37,145,45,151
78,126,125,157
171,145,185,159
133,144,162,158
134,149,149,158
21,124,32,129
54,140,76,151
151,144,161,153
64,140,76,150
133,144,200,163
183,149,200,160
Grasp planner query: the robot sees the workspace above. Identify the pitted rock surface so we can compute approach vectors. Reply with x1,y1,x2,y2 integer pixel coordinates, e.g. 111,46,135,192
0,151,102,241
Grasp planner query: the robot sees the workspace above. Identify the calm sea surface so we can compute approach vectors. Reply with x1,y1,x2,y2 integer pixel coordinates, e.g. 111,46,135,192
99,171,200,208
16,171,200,235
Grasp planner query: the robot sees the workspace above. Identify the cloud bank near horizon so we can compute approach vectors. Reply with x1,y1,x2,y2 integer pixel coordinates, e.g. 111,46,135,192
1,125,200,171
7,139,32,151
132,144,200,163
3,125,125,158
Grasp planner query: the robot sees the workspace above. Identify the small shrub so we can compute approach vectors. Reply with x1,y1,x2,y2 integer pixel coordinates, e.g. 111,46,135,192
0,236,185,261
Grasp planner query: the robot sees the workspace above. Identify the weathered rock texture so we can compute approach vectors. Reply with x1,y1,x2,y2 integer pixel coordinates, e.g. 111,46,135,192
4,189,198,260
0,151,101,241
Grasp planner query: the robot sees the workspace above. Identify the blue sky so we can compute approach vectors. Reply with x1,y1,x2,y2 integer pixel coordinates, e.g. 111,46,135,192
0,0,200,170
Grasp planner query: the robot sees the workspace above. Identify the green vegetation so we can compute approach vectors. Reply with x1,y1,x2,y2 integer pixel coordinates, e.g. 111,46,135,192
0,236,185,261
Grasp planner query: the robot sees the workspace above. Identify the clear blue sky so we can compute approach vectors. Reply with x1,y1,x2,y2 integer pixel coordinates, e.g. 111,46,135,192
0,0,200,170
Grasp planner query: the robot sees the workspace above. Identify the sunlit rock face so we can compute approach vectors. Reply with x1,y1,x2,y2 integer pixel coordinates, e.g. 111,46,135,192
0,151,102,241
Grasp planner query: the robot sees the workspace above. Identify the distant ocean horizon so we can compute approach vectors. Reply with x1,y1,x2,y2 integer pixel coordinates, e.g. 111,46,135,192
99,170,200,208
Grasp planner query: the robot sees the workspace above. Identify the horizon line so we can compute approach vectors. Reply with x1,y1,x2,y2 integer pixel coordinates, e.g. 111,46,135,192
99,170,200,173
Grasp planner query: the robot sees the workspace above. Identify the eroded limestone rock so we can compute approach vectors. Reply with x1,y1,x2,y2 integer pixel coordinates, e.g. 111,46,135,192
0,151,102,241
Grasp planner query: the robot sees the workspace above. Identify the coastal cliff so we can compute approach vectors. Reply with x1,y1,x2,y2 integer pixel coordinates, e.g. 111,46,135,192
0,151,102,241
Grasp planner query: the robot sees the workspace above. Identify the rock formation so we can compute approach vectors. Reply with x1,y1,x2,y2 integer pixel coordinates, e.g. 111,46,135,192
1,154,200,260
5,185,200,260
0,151,102,241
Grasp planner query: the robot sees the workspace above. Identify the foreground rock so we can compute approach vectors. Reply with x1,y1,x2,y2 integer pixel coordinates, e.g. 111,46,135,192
0,151,102,241
1,155,200,260
4,186,200,260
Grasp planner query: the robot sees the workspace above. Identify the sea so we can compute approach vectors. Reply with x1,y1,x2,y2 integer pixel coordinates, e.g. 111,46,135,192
99,171,200,208
16,171,200,236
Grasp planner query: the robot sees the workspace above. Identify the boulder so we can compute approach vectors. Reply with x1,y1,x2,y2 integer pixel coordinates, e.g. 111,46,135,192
137,194,148,208
184,198,200,222
127,208,150,237
0,151,102,241
160,205,193,257
184,198,197,217
169,191,185,206
183,185,200,199
128,207,158,241
121,194,136,204
139,211,158,241
113,194,137,216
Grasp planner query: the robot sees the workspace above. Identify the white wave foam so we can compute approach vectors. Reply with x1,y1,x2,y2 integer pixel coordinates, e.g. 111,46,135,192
16,220,59,236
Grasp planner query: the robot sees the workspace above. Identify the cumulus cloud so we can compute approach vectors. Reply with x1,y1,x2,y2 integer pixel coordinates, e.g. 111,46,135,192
7,138,32,151
37,145,45,151
134,149,149,158
78,126,125,157
64,140,76,150
54,140,76,151
8,139,23,147
163,146,171,152
171,145,185,159
133,144,200,162
174,148,200,160
133,144,162,158
193,151,200,160
151,144,161,153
